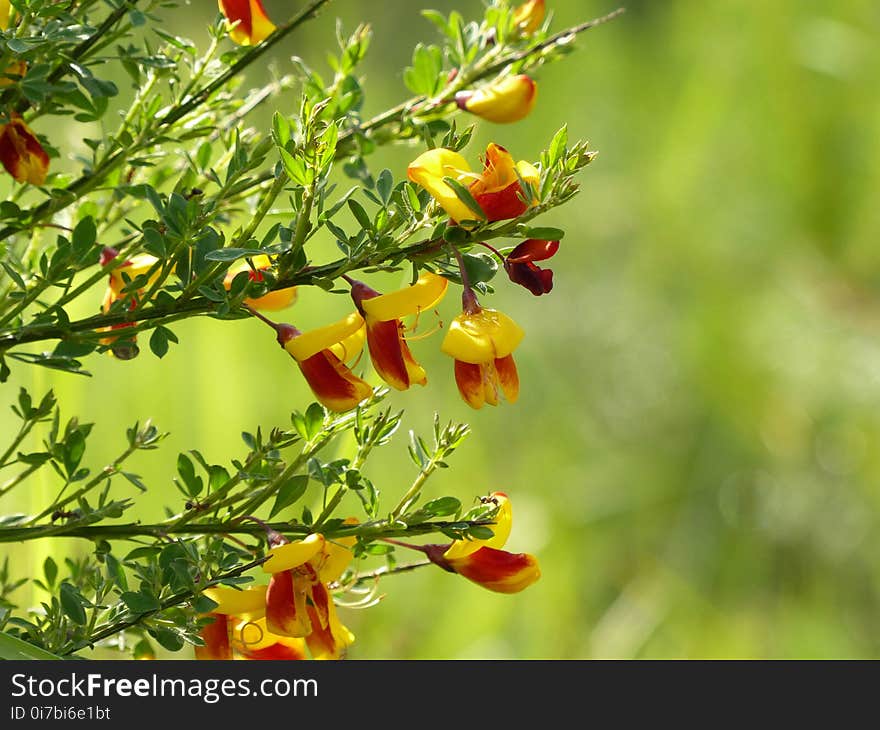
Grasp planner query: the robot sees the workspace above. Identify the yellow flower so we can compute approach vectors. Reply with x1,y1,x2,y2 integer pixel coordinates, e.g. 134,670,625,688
407,143,539,223
455,75,537,124
97,249,161,359
195,587,308,660
441,305,524,409
350,272,448,391
440,492,541,593
218,0,276,45
223,254,297,311
262,530,357,660
513,0,545,35
277,312,372,413
0,117,49,185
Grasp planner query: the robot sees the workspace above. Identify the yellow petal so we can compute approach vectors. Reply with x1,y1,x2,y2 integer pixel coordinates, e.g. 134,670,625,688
516,159,541,194
441,308,525,364
328,323,366,361
0,1,10,31
283,312,365,362
513,0,545,35
444,492,513,559
463,75,537,124
203,586,267,616
361,272,449,321
262,533,326,573
317,517,358,583
407,148,478,223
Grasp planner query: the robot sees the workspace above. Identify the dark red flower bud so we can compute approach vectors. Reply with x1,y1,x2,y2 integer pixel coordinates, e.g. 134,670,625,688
503,239,559,296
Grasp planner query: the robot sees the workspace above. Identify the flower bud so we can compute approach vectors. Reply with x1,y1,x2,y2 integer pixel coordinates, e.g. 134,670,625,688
455,75,537,124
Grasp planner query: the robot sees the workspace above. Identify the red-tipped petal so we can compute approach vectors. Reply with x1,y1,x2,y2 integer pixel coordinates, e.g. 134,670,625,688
507,239,559,263
0,118,49,185
195,614,232,660
494,355,520,404
238,642,306,660
296,349,372,412
448,546,541,593
365,317,426,391
454,360,488,409
265,570,311,638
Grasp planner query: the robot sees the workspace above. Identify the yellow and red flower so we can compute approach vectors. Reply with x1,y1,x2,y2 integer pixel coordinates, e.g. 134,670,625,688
407,143,539,224
262,531,356,660
504,238,559,296
349,272,448,391
277,312,372,412
195,586,307,661
0,117,48,185
425,492,541,593
441,296,524,409
218,0,275,45
97,248,160,358
223,254,297,311
513,0,545,35
455,75,537,124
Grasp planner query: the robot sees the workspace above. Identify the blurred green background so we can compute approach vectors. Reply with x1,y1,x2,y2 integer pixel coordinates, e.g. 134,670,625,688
4,0,880,658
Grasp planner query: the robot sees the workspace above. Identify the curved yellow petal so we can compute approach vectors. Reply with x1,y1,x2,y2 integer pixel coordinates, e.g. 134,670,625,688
462,75,537,124
441,309,525,364
262,533,326,574
361,272,449,321
317,517,358,583
513,0,545,35
516,159,541,194
328,323,366,362
0,1,10,31
284,312,365,362
203,586,267,616
444,492,513,559
407,148,477,222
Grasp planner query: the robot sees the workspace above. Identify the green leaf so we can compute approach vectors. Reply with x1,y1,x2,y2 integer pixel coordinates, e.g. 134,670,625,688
149,327,169,359
72,216,96,249
442,176,486,221
176,453,203,497
0,632,61,660
304,402,325,440
43,556,58,587
519,226,565,241
348,199,373,232
461,252,499,285
120,590,161,614
423,496,461,517
148,626,184,652
376,169,393,205
204,248,262,262
59,583,87,625
269,475,309,518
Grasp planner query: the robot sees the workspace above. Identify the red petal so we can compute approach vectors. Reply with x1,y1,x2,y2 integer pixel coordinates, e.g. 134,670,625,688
507,239,559,263
218,0,253,35
195,614,232,660
448,547,541,593
505,260,554,296
365,317,426,390
296,350,372,412
265,570,309,637
238,642,306,660
454,360,488,409
473,180,529,221
494,355,520,403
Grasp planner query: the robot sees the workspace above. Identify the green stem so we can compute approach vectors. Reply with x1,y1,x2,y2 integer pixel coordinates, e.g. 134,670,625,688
27,442,139,525
0,518,489,544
